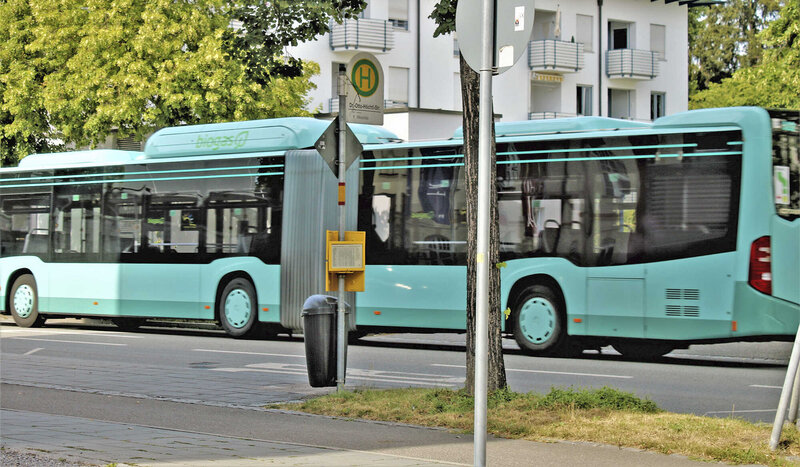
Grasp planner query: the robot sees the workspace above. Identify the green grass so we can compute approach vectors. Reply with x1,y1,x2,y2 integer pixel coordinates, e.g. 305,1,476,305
274,386,800,466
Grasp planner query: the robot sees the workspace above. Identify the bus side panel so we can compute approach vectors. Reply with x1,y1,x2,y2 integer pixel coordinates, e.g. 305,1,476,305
47,263,123,316
733,282,800,338
356,265,467,329
644,252,736,340
0,257,49,313
500,258,587,336
117,264,201,318
199,258,280,323
771,217,800,306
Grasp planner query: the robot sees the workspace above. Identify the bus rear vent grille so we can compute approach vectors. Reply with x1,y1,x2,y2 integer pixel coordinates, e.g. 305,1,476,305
665,288,700,300
665,305,701,317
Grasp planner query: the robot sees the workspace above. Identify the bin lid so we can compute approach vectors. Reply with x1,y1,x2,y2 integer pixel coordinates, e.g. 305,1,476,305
301,294,349,316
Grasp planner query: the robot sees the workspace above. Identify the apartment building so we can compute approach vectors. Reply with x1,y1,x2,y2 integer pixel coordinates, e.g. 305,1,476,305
289,0,699,140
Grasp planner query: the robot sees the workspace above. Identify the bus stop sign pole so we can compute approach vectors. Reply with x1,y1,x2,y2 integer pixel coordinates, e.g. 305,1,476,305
337,63,348,391
455,1,534,464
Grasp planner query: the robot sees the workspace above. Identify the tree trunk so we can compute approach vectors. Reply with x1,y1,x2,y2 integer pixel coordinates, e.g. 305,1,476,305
460,54,507,394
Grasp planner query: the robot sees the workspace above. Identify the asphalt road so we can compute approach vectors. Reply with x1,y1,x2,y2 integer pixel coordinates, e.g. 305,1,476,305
0,316,792,424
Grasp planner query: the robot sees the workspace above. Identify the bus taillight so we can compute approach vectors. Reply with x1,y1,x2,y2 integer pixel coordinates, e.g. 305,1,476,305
749,236,772,295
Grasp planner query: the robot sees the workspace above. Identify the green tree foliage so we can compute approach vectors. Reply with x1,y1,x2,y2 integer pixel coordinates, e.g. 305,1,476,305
1,0,364,167
227,0,365,85
689,0,780,93
691,0,800,109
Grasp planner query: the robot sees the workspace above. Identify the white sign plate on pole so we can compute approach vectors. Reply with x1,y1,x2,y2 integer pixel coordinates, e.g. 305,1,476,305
456,0,535,75
346,52,384,125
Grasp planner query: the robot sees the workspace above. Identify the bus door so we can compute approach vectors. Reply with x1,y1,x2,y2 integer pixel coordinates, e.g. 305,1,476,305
106,185,202,319
584,157,646,339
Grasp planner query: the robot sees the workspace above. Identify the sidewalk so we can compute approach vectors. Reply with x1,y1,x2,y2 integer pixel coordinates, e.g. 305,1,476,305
1,394,711,467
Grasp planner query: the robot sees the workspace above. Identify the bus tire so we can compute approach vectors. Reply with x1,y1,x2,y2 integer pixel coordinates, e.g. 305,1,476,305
218,277,257,338
512,284,565,356
9,274,46,328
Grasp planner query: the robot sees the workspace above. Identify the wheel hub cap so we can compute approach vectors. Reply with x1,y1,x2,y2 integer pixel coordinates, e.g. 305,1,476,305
518,297,555,344
224,289,251,328
13,285,35,318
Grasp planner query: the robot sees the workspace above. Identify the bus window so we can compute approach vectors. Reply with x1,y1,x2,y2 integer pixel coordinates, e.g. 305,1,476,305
772,113,799,220
0,194,50,258
145,193,202,257
53,184,102,262
639,133,740,261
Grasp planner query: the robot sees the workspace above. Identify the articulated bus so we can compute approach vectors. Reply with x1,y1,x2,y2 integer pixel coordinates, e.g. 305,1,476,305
1,107,798,357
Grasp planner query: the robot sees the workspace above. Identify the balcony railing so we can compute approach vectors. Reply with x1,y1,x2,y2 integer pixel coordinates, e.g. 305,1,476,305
606,49,659,79
528,112,577,120
329,18,394,53
328,98,407,113
529,40,584,73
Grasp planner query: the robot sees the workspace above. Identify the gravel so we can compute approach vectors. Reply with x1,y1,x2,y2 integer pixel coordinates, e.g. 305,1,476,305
0,447,97,467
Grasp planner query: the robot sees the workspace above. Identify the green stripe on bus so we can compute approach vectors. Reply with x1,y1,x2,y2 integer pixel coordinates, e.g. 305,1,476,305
0,171,284,189
0,164,284,184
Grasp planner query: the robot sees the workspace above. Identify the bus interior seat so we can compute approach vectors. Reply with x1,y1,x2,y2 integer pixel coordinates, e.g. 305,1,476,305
539,227,559,254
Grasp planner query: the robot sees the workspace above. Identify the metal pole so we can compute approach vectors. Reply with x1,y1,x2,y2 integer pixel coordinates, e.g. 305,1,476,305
474,0,494,465
788,365,800,423
770,324,800,450
336,64,348,392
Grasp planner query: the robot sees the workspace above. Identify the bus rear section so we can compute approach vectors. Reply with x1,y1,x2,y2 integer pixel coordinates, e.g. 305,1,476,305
740,111,800,336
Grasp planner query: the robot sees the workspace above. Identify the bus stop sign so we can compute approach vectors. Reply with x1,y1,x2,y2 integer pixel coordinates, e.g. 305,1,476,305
346,52,384,125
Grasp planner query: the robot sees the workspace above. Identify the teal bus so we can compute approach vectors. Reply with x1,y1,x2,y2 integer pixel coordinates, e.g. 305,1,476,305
2,107,799,358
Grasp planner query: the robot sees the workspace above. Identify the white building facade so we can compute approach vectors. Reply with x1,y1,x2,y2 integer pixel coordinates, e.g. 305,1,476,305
288,0,691,140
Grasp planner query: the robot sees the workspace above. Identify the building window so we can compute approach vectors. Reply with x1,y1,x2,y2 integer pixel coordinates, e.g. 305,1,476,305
577,86,592,116
576,14,593,52
651,92,666,120
650,24,665,61
389,0,409,30
453,36,460,57
454,73,462,110
609,22,632,50
608,89,633,119
388,66,409,106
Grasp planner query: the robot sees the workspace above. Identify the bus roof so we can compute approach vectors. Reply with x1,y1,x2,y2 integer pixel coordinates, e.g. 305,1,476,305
18,149,143,170
10,117,399,171
144,117,398,159
451,116,649,139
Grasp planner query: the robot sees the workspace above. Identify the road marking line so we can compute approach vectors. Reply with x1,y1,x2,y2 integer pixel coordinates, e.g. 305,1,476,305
23,347,44,356
0,328,144,338
431,363,632,379
750,384,782,389
211,367,460,387
6,337,126,346
192,349,304,358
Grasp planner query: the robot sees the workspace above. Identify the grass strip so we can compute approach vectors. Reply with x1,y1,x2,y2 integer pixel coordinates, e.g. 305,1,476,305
273,386,800,466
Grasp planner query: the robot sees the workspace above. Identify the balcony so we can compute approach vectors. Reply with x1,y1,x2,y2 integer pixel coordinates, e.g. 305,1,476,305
528,112,577,120
528,40,584,73
606,49,659,79
329,18,394,53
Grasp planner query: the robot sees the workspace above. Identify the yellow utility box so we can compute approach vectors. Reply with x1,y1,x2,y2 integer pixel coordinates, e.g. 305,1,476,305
325,230,365,292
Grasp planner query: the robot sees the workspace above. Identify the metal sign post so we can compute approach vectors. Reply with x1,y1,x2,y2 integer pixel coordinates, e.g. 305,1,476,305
336,63,348,391
455,1,534,465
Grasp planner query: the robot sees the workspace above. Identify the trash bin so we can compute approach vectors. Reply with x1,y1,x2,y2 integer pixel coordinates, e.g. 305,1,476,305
301,295,348,387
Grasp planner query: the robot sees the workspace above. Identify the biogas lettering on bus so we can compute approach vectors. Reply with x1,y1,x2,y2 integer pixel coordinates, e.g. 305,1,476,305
194,130,250,151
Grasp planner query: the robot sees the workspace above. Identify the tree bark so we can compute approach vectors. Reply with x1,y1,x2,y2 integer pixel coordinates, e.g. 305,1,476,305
460,54,507,394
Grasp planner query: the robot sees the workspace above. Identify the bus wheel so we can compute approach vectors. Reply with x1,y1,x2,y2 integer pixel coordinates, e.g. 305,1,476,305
218,277,257,338
9,274,46,328
613,342,674,361
512,285,565,355
111,318,146,331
